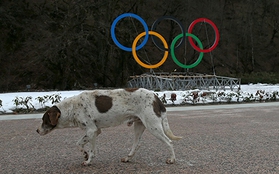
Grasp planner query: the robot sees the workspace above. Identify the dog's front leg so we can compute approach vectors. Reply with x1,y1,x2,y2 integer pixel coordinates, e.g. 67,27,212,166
121,120,145,163
82,127,99,166
77,135,89,160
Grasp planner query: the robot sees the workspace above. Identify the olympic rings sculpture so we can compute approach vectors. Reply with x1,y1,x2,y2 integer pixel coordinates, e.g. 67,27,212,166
110,13,219,69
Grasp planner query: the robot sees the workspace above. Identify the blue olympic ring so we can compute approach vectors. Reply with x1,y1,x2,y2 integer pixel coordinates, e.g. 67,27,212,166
110,13,149,51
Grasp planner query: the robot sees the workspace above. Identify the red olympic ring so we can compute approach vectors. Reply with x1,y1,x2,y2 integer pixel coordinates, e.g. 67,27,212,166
188,18,220,53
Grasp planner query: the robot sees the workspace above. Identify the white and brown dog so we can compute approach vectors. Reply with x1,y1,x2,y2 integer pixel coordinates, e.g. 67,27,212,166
36,88,182,165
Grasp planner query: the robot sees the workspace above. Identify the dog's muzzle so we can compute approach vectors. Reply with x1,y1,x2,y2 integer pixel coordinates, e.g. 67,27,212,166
36,127,51,135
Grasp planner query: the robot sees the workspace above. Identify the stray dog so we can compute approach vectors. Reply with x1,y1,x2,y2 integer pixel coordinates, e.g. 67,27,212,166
36,88,182,165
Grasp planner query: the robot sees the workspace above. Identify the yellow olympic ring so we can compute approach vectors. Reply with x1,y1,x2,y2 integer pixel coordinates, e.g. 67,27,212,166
132,31,168,69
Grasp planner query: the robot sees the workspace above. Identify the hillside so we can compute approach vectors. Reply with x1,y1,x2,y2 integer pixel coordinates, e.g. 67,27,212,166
0,0,279,91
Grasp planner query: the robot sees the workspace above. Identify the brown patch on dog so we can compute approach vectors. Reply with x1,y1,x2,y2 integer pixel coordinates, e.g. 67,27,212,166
153,94,166,117
40,106,61,129
95,95,113,113
47,106,61,126
124,88,139,92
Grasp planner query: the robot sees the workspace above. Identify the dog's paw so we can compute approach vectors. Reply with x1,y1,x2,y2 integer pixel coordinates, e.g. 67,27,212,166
82,161,88,166
121,157,130,163
166,158,175,164
81,161,91,166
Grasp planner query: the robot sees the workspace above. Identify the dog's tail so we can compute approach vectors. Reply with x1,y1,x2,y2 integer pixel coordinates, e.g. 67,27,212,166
162,112,183,141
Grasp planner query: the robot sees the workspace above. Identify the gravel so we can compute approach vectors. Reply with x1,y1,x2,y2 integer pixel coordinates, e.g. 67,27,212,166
1,105,279,173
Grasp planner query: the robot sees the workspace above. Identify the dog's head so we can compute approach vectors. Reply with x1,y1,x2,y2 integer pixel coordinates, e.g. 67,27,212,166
36,106,61,135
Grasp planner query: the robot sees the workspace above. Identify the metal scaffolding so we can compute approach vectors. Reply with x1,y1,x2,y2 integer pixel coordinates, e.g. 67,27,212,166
127,72,241,91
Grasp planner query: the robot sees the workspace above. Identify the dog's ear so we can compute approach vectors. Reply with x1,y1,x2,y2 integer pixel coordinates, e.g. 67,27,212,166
47,106,61,126
48,112,60,126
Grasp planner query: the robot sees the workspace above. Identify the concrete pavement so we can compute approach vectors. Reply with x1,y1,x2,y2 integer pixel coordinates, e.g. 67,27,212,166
1,102,279,173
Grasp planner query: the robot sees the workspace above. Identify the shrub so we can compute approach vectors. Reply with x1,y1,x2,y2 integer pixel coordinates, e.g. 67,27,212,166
12,96,34,112
35,93,62,108
239,72,279,84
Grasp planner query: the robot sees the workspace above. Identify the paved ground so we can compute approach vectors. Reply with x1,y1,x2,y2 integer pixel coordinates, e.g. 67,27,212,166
1,103,279,173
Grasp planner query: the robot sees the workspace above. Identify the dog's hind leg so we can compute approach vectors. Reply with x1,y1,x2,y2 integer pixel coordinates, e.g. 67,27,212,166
121,120,145,163
144,119,176,164
81,126,99,166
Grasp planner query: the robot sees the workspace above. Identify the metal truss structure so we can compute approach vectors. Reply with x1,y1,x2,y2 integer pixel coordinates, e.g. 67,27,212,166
127,72,241,91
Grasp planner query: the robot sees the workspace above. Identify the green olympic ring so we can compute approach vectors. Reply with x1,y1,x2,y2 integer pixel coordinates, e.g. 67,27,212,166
171,33,204,69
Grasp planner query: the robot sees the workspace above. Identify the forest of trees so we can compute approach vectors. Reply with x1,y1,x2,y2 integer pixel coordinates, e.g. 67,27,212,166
1,0,279,91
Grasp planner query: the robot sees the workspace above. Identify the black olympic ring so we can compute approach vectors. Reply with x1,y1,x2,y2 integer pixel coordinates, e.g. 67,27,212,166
151,16,186,51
